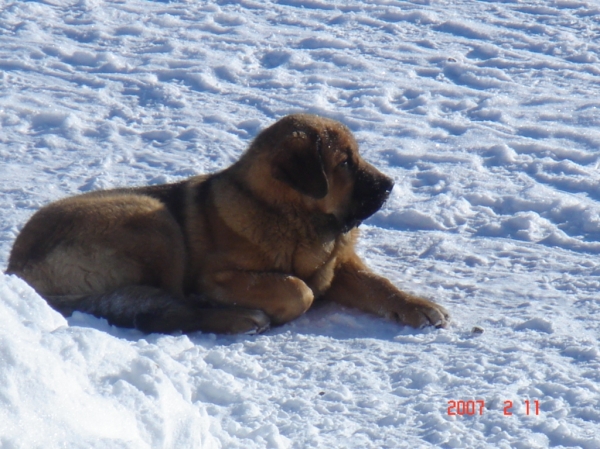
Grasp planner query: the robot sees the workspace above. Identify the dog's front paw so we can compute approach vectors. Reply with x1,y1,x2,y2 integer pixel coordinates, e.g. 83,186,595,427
385,296,449,329
232,309,271,335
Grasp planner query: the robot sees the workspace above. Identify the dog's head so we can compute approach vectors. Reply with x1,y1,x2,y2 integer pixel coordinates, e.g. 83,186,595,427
240,113,394,234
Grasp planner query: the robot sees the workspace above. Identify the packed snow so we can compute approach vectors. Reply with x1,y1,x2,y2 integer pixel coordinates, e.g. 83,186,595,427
1,0,600,447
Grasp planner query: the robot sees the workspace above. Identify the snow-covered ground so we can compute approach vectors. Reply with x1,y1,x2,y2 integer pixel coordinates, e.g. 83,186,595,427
1,0,600,447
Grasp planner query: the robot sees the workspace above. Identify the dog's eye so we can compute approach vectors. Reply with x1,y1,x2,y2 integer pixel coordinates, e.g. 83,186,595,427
337,158,353,170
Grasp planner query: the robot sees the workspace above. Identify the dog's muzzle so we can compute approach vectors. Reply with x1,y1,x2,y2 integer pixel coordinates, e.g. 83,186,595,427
341,172,394,232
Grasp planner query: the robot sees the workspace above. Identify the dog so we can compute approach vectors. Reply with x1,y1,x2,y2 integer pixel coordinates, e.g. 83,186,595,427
6,113,449,334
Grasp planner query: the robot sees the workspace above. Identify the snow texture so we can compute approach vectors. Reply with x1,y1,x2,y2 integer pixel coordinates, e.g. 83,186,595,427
1,0,600,447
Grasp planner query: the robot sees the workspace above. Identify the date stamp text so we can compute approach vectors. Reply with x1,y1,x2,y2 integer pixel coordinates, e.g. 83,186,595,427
447,400,540,416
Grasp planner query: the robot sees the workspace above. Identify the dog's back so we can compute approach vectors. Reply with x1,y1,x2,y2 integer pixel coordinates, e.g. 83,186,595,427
6,174,271,335
7,183,189,298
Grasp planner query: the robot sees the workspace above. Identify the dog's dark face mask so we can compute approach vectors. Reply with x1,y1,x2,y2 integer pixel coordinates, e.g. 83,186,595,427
340,162,394,233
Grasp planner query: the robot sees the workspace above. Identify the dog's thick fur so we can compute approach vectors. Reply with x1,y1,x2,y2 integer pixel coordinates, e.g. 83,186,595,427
6,113,448,334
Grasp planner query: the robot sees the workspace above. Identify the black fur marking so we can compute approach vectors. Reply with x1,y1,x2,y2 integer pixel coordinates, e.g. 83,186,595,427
136,181,188,230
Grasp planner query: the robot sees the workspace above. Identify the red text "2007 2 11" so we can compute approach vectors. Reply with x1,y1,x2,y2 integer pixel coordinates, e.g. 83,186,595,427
447,400,540,416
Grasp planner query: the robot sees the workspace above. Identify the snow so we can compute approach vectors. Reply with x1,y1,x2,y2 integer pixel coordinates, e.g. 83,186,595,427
1,0,599,447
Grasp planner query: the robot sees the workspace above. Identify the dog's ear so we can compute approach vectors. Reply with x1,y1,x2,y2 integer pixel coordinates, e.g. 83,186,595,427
272,131,329,199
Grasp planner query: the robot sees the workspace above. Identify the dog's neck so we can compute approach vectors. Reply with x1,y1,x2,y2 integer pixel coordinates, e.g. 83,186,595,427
215,171,338,246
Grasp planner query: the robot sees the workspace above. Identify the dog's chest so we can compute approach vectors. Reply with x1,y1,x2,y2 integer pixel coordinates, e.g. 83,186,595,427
291,239,336,281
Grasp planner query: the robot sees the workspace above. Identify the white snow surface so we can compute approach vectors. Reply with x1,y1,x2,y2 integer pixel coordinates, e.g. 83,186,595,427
1,0,600,447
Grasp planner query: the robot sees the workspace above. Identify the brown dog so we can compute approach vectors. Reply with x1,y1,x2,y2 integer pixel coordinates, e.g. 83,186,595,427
6,113,448,334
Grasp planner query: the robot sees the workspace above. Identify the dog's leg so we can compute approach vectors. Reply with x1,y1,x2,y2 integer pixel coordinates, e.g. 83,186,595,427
207,271,315,325
45,286,270,335
324,255,449,329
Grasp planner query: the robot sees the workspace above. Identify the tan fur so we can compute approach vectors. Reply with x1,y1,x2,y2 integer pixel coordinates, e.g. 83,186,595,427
7,113,449,334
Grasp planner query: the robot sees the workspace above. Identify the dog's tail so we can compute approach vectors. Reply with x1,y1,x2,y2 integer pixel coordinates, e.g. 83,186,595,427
44,286,270,335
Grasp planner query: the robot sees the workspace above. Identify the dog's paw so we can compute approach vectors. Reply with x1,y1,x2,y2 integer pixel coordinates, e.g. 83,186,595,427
232,309,271,335
386,297,449,329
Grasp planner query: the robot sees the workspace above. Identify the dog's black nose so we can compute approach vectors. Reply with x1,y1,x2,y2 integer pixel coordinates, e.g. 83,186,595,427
385,176,394,192
381,176,394,197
